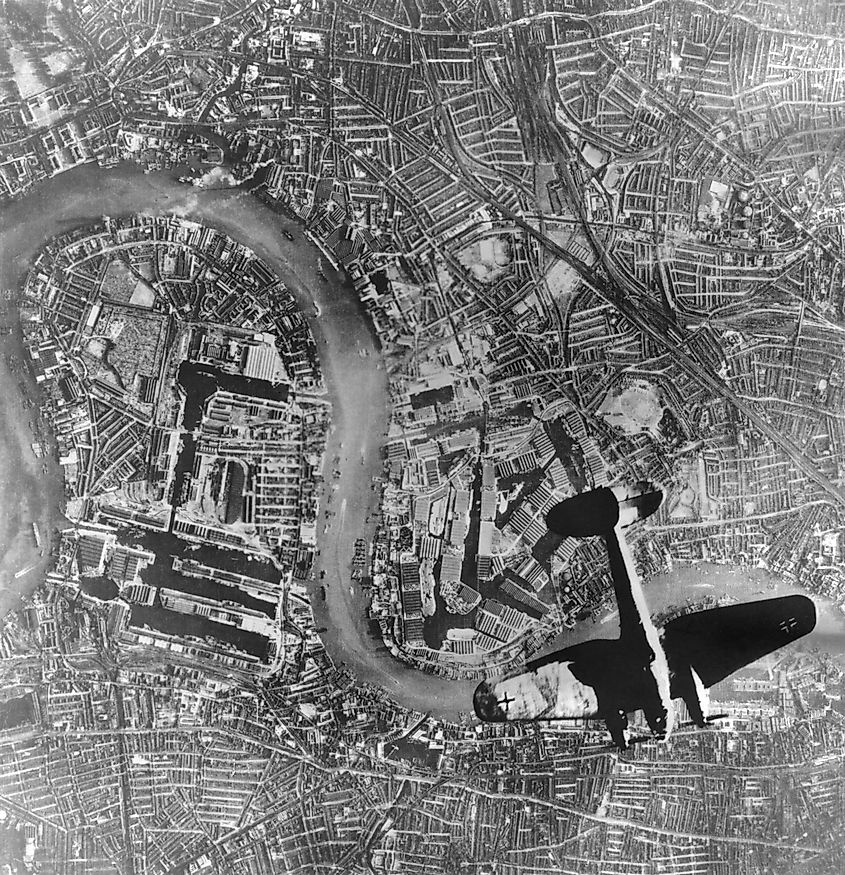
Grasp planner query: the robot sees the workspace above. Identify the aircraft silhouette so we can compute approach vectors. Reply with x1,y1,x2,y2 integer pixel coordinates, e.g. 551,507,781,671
473,482,816,750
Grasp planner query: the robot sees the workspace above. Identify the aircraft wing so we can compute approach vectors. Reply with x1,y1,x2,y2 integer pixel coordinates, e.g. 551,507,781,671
661,594,816,689
474,657,602,722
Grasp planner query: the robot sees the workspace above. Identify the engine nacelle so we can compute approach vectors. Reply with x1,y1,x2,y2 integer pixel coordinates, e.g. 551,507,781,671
545,482,663,537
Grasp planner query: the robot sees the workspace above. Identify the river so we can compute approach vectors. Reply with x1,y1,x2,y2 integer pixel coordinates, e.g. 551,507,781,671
0,161,479,715
0,162,842,724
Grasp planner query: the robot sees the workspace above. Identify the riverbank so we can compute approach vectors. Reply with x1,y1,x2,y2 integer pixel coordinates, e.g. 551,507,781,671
542,560,845,657
0,161,480,716
646,561,845,653
0,308,67,615
2,162,842,725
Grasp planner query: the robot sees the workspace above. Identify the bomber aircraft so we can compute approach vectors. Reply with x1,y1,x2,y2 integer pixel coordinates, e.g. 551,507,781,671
473,482,816,750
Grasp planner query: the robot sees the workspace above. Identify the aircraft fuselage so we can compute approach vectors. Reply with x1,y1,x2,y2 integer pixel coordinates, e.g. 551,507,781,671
473,484,817,750
475,484,674,747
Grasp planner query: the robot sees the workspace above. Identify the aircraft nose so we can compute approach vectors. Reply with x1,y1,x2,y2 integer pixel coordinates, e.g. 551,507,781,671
474,681,506,722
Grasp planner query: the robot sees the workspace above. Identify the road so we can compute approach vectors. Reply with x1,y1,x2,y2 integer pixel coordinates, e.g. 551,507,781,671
314,26,845,509
5,164,836,722
0,161,476,718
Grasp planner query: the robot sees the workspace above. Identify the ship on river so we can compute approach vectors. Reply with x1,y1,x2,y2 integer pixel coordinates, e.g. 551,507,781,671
14,563,37,579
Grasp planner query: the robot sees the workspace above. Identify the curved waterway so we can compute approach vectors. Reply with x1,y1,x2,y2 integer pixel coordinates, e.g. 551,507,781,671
0,161,479,715
1,163,842,723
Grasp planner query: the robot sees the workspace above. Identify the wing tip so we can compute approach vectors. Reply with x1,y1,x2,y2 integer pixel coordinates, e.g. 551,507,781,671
783,593,817,636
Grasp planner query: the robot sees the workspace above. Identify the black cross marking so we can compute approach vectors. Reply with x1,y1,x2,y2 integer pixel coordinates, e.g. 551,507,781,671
498,692,514,713
780,617,798,635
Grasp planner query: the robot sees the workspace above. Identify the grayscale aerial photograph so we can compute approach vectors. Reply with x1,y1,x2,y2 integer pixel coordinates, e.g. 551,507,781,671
0,0,844,871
